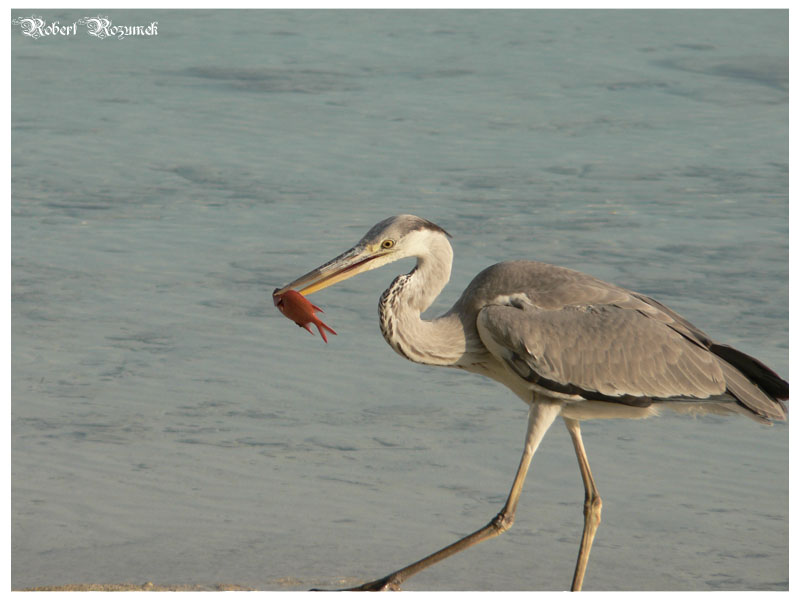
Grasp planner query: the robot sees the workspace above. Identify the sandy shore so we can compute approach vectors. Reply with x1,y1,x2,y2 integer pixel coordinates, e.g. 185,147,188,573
20,583,256,592
20,577,364,591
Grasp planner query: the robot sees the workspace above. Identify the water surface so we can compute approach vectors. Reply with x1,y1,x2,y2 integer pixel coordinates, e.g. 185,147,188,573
11,9,788,591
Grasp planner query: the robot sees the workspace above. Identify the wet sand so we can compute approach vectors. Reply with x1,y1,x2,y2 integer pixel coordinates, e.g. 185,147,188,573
20,576,368,592
22,583,255,591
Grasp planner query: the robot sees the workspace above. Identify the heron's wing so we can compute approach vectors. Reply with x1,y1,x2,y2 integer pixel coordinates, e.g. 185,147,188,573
464,262,785,420
476,299,728,406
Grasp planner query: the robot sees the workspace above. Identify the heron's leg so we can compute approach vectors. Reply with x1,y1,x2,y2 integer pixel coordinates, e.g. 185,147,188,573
346,400,562,591
563,417,602,592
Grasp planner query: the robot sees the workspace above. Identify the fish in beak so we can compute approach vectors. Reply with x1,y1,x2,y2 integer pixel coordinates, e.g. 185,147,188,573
273,290,336,342
273,242,395,342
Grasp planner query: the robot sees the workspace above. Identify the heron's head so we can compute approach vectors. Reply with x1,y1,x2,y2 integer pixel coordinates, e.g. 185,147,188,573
274,214,452,296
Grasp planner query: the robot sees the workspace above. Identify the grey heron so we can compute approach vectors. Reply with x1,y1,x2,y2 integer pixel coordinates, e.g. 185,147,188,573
274,214,788,591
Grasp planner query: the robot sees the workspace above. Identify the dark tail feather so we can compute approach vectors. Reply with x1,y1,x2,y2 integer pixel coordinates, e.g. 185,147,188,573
710,343,789,401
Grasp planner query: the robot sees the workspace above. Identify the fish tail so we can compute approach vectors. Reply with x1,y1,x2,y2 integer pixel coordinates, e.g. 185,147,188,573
313,319,336,343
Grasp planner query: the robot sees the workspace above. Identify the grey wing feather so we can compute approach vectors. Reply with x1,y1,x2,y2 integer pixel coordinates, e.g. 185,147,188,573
477,302,727,405
465,261,786,421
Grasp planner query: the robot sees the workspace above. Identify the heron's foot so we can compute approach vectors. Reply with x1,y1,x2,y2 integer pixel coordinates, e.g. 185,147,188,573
309,573,403,592
345,573,404,591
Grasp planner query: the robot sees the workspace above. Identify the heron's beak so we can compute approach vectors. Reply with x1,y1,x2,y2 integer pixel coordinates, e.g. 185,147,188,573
274,245,388,297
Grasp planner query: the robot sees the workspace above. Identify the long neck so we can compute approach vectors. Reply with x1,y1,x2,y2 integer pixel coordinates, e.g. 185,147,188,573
378,237,467,366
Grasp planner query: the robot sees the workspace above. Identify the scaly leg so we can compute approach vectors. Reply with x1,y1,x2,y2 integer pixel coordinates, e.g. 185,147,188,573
563,417,602,592
343,400,563,591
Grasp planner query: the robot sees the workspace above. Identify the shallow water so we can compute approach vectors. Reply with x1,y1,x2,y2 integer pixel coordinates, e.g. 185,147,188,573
11,9,788,591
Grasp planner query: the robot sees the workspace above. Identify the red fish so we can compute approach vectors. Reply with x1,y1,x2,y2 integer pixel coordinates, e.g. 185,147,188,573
273,289,337,343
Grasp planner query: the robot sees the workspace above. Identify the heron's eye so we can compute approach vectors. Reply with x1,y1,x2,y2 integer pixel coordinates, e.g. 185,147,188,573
381,239,395,250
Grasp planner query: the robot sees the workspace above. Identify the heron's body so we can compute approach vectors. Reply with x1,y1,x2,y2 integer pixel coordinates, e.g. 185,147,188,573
275,214,787,591
380,257,784,424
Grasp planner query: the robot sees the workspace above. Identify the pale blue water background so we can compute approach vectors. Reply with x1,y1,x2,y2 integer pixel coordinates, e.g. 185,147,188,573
11,9,788,591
